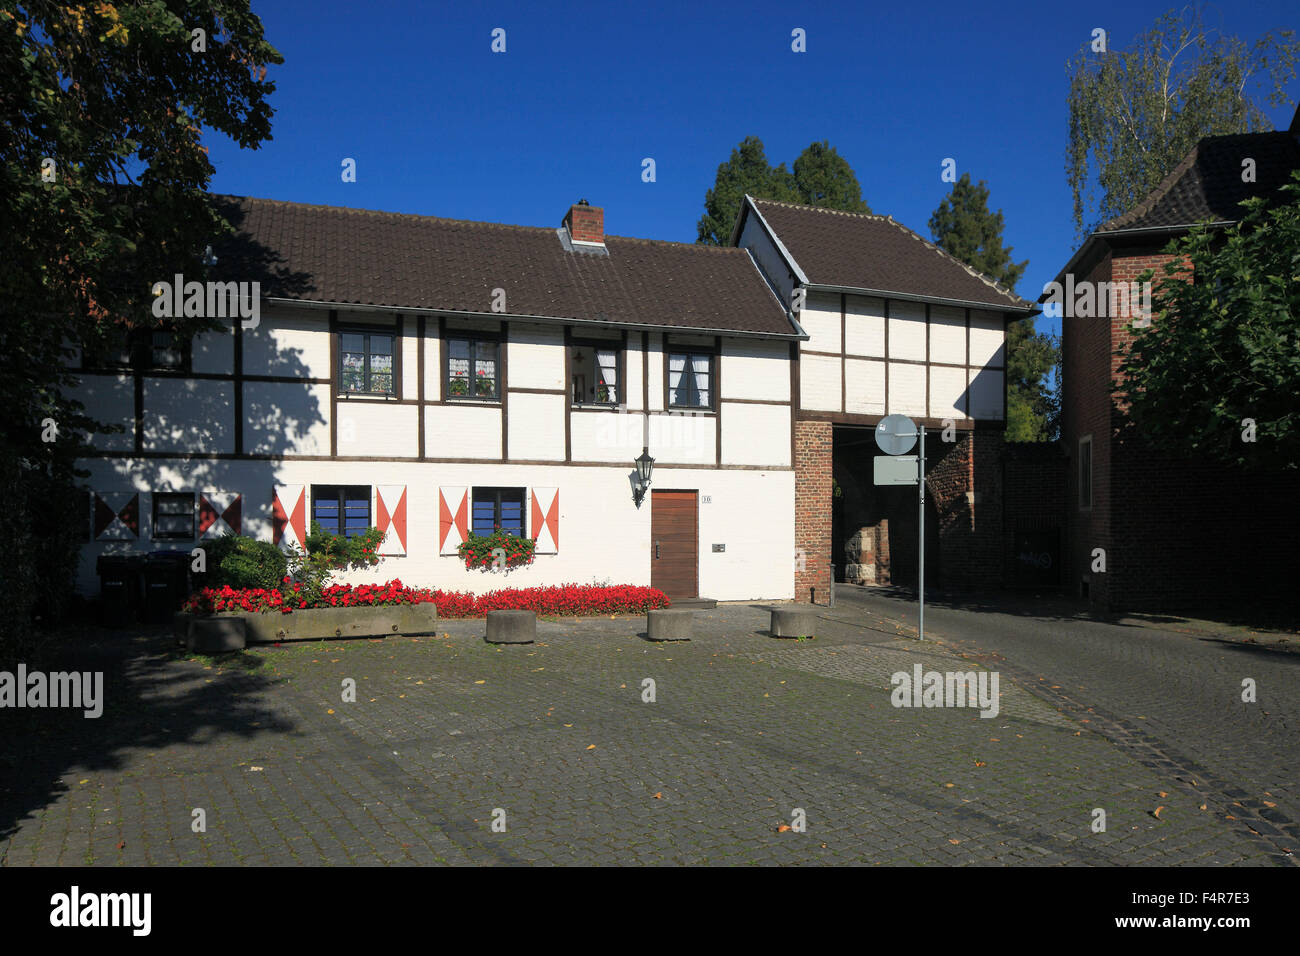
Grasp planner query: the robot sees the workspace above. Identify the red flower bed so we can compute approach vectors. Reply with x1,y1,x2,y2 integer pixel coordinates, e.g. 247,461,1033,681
182,580,670,618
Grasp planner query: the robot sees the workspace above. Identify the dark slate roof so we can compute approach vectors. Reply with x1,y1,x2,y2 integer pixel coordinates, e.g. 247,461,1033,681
1040,128,1300,301
212,196,797,337
1099,131,1300,233
746,197,1032,311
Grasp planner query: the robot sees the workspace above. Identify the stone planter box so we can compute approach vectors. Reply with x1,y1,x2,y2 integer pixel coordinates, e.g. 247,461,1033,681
187,616,246,654
185,602,439,644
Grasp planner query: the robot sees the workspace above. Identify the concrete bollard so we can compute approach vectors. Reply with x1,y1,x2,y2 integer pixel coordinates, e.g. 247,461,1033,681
186,616,247,654
485,609,536,644
770,606,818,639
647,608,694,641
172,611,195,644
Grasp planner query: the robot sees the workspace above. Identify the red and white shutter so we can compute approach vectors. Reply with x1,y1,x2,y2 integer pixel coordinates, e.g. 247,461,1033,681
530,487,559,554
199,492,242,538
374,485,408,556
439,486,468,555
93,492,139,540
272,485,306,552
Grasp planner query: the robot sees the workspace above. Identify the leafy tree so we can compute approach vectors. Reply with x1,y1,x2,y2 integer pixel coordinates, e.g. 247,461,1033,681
928,173,1058,441
0,2,281,658
1117,173,1300,470
697,137,798,245
697,137,868,244
791,140,870,213
1066,7,1299,237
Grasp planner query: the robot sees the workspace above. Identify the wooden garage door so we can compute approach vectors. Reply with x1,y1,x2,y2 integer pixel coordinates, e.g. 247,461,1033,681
651,490,698,600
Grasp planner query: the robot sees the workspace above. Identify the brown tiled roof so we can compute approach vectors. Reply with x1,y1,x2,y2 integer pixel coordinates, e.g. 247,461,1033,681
212,196,798,337
746,197,1032,311
1041,129,1300,301
1099,131,1300,233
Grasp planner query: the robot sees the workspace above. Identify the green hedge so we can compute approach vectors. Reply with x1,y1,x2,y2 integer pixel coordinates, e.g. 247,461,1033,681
201,534,287,591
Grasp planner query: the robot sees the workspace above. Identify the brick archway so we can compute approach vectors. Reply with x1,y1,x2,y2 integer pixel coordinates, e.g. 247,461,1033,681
795,420,1003,599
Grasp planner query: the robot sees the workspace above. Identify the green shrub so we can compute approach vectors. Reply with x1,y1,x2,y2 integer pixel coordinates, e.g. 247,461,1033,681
202,534,288,591
288,522,384,604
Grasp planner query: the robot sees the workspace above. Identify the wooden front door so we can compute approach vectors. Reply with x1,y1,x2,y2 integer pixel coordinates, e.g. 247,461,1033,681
650,490,698,599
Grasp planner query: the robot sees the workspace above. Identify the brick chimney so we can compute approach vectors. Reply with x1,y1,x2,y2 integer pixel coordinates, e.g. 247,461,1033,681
564,199,604,246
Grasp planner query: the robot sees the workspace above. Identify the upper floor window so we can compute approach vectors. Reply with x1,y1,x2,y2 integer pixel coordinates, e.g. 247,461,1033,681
471,486,524,536
668,351,713,409
84,326,190,372
311,485,371,539
447,334,499,400
150,330,186,369
339,329,395,395
570,342,620,406
1078,436,1092,511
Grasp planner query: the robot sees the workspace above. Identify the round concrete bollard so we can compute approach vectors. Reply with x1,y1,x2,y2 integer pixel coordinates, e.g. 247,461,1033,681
485,609,536,644
186,615,247,654
770,606,818,639
647,608,694,641
172,611,195,644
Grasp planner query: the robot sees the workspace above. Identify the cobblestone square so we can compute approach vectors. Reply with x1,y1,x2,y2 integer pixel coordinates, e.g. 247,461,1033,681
2,593,1295,866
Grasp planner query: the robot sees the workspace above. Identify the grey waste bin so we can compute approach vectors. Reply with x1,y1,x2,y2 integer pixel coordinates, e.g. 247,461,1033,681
97,553,145,627
143,551,191,625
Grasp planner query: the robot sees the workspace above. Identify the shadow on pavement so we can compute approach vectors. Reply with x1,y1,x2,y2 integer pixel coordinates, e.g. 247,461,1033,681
0,623,295,854
831,583,1299,637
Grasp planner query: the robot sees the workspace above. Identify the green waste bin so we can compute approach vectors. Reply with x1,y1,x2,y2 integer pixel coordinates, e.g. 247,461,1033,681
97,553,145,627
143,551,191,625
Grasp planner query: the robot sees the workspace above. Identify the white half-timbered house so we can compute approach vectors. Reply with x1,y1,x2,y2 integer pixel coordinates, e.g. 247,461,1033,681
68,192,1032,603
68,200,801,602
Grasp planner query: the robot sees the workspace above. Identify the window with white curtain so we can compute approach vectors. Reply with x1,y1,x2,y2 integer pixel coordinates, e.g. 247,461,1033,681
668,351,712,409
570,342,621,405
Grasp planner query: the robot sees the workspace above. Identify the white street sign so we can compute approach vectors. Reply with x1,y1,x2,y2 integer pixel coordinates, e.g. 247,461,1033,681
875,414,918,455
874,455,919,486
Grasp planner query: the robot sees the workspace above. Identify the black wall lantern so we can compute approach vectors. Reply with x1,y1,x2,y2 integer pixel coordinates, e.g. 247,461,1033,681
633,447,655,506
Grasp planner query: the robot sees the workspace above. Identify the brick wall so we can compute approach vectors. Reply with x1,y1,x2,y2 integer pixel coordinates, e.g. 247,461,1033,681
1003,441,1067,587
1063,245,1300,612
794,420,832,602
1108,441,1300,610
1062,251,1118,604
925,427,1004,589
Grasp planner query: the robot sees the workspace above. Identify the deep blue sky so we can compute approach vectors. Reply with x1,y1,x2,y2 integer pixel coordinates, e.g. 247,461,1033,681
207,0,1299,338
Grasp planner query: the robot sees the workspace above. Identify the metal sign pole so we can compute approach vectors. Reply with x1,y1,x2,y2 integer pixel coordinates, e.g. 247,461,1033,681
918,425,925,642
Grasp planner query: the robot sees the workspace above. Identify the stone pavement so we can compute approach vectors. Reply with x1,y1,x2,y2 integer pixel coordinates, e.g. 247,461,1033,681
0,602,1292,866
